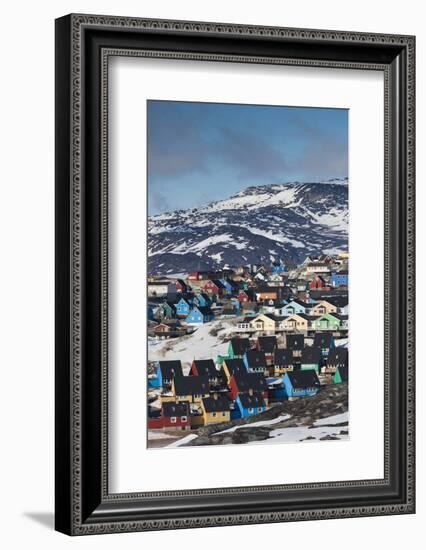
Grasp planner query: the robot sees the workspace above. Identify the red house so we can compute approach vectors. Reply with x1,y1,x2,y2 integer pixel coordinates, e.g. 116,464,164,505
148,402,191,430
237,290,250,303
309,274,328,290
229,373,268,401
203,279,225,296
188,271,205,281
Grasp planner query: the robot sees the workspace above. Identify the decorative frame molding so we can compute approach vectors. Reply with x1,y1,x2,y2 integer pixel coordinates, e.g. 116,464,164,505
55,14,415,535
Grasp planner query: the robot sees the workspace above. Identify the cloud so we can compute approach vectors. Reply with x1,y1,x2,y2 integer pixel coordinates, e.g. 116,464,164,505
216,127,288,180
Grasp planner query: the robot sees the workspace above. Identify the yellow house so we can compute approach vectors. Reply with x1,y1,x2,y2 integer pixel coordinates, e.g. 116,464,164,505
222,358,245,384
310,300,338,316
250,314,276,334
280,314,309,331
200,396,230,425
172,376,210,404
273,349,295,376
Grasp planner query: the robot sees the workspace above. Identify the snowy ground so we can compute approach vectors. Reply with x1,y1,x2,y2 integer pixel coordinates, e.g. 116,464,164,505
165,411,348,448
148,319,236,367
213,414,291,435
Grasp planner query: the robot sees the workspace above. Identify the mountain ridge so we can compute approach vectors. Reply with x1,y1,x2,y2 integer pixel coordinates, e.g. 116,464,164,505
148,179,348,275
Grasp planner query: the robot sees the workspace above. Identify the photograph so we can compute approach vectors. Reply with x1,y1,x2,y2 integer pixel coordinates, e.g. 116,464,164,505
146,100,349,449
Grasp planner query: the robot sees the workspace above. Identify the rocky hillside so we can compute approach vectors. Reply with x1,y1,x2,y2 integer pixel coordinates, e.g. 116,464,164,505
183,383,348,446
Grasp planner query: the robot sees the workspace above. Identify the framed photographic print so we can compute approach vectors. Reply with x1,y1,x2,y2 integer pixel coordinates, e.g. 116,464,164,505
55,14,415,535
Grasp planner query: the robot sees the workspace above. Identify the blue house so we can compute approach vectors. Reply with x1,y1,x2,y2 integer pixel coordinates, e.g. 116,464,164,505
219,278,235,294
283,370,321,398
186,306,214,325
193,293,211,308
147,305,154,321
279,299,310,316
148,359,183,389
235,392,267,418
272,258,286,274
175,297,192,317
313,332,335,357
331,270,349,287
243,350,268,375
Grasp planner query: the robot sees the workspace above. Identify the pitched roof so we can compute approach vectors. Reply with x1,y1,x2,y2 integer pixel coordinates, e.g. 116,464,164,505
313,332,333,348
193,306,213,316
192,359,218,378
173,375,210,396
301,346,322,364
162,401,189,417
244,350,267,369
202,396,230,413
158,361,183,379
327,347,349,366
274,348,294,366
223,358,245,376
286,334,304,349
257,336,277,353
238,392,266,409
287,370,321,389
233,373,267,392
229,337,251,356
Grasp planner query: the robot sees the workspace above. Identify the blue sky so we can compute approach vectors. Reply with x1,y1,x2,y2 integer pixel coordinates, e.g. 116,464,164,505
147,100,348,215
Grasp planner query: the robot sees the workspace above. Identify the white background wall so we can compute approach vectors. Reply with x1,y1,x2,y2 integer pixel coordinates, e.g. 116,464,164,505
0,0,422,548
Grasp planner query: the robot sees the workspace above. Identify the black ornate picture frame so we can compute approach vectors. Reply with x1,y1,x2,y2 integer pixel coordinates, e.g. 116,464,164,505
55,14,415,535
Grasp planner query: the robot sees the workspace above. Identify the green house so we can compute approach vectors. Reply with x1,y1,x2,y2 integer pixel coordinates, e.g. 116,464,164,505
312,313,341,331
333,365,348,384
300,346,322,373
228,337,251,358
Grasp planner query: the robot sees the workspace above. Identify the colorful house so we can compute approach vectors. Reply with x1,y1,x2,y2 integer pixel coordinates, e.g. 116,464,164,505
300,346,322,373
175,297,192,317
313,333,335,357
153,301,175,320
312,313,341,331
203,279,226,296
235,392,267,418
285,334,305,357
157,360,183,387
190,359,220,385
228,337,251,359
283,370,321,398
193,293,212,308
273,348,295,376
256,336,277,362
325,347,348,373
229,372,268,401
221,358,246,384
199,396,230,425
255,288,279,301
279,300,310,316
243,350,268,375
153,321,184,339
309,274,328,290
148,401,190,430
249,313,277,334
172,375,210,404
310,300,338,316
186,305,214,325
333,365,349,384
279,313,310,332
331,271,349,287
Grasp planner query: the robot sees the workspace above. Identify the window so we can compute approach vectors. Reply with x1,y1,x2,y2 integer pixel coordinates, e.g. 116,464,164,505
212,412,216,417
258,407,262,412
222,412,226,416
181,416,187,422
170,417,177,423
248,407,254,413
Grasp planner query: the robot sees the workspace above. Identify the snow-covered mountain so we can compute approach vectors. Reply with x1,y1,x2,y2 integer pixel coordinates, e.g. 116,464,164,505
148,179,348,275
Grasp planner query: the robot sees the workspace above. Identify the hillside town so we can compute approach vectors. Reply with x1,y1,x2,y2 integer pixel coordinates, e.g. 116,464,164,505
147,253,349,447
